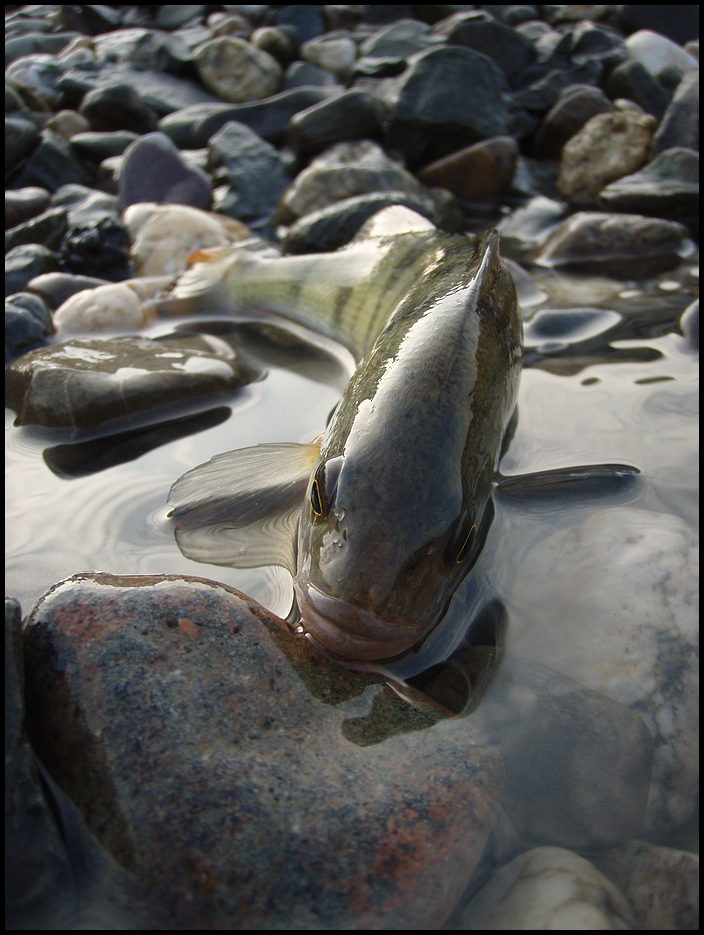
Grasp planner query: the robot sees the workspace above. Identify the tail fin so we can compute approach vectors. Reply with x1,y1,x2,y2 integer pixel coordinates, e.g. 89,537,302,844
148,246,239,319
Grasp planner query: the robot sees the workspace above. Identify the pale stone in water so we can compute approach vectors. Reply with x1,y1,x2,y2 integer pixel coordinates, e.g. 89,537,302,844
301,36,357,75
124,203,252,277
558,110,657,203
625,29,699,79
193,37,282,104
53,278,169,334
509,508,699,834
455,847,634,929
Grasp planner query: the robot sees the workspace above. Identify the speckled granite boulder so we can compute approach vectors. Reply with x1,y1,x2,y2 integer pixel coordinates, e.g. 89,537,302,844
21,574,502,928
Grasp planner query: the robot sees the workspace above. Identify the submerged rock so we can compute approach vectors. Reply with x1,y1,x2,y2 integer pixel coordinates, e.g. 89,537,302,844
21,573,501,928
5,334,256,432
509,508,699,834
534,211,688,278
497,195,567,258
598,147,699,222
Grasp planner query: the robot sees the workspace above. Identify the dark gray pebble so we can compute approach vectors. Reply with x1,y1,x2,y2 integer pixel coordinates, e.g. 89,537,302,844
4,31,79,66
51,184,119,228
273,4,325,45
534,85,614,160
5,207,68,253
5,292,54,364
155,5,205,31
79,82,159,135
8,130,91,193
513,60,602,115
69,131,139,163
60,217,131,282
5,115,40,174
282,60,342,90
5,187,50,230
287,89,383,157
569,21,626,71
5,244,60,297
119,132,212,212
439,15,536,81
605,60,672,122
651,70,699,158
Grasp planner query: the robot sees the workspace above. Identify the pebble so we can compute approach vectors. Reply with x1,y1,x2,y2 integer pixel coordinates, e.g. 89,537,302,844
356,17,435,68
25,272,109,310
382,45,510,167
513,59,603,116
5,187,50,230
250,26,297,66
118,132,211,212
5,291,54,364
533,84,614,160
125,203,251,278
300,34,357,75
50,184,119,228
5,115,40,174
193,36,282,104
453,847,634,929
679,299,699,350
509,508,699,834
283,59,342,90
60,216,131,281
156,5,205,31
286,89,383,158
92,28,191,75
79,82,159,135
436,14,536,81
20,573,501,928
6,335,256,432
625,29,699,80
9,129,91,192
207,121,290,227
569,19,627,70
599,147,699,222
417,137,519,206
5,54,64,110
49,279,166,335
5,206,68,253
5,244,60,297
69,130,139,162
5,31,79,65
592,840,699,930
651,70,700,157
43,109,90,141
557,110,657,203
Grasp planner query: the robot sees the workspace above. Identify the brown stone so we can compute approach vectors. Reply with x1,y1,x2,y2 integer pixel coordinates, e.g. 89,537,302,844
534,86,614,160
417,137,519,205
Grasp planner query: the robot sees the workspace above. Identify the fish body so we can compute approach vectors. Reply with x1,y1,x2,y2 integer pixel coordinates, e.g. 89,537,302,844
166,208,522,661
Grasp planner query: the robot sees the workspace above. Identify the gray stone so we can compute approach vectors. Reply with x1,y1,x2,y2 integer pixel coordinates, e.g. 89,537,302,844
513,60,602,114
534,85,614,160
497,195,567,258
437,14,536,80
283,59,342,90
51,184,119,229
21,573,501,928
118,132,211,212
44,109,90,141
92,28,191,75
286,89,383,157
250,26,297,66
69,131,139,163
5,187,50,230
156,5,204,30
5,206,68,253
5,32,79,65
5,335,258,433
273,4,325,45
5,292,54,364
9,130,91,193
26,273,110,311
599,147,699,221
651,70,699,157
5,115,40,173
5,244,60,298
193,37,282,104
605,60,671,122
301,35,357,75
569,19,627,70
5,54,65,110
79,82,159,135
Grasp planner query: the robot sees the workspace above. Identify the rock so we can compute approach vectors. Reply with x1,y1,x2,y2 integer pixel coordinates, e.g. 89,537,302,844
558,110,657,203
467,657,652,852
509,508,698,834
5,115,40,173
25,273,109,311
49,280,166,335
301,35,357,75
5,54,65,110
619,6,700,47
569,19,627,70
5,292,54,364
250,26,297,66
308,138,405,170
436,14,536,81
680,299,699,350
286,89,383,157
684,40,699,62
9,129,91,193
6,336,257,432
513,60,603,115
69,130,139,162
651,70,699,157
605,60,671,121
417,137,518,205
358,17,434,61
158,87,334,148
51,184,119,228
282,59,342,90
453,847,634,929
5,244,60,297
273,4,325,45
497,195,567,258
592,840,699,930
5,207,68,253
44,109,90,141
125,203,251,278
382,45,510,167
156,5,204,31
118,132,211,212
5,187,50,230
79,82,159,134
280,190,443,254
193,37,282,104
534,212,689,278
625,29,699,80
207,121,290,226
534,85,614,160
92,28,192,75
60,217,131,282
5,31,79,65
21,573,500,928
599,148,699,222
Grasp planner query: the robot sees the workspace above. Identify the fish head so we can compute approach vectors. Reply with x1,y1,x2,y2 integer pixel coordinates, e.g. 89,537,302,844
295,231,520,661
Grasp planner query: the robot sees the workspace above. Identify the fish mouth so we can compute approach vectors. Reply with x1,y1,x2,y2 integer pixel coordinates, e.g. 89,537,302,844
294,576,425,661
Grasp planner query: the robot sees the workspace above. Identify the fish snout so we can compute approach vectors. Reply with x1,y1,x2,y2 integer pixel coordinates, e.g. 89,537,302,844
294,575,425,661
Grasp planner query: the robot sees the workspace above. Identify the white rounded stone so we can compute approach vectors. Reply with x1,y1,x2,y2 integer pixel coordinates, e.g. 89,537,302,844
625,29,698,79
301,36,357,75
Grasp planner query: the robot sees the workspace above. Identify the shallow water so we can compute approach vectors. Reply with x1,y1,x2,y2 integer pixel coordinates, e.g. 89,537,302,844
5,257,699,915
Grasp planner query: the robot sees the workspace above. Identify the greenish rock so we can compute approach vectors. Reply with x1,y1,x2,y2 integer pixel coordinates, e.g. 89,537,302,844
5,244,60,297
5,335,260,433
22,573,502,928
5,206,68,253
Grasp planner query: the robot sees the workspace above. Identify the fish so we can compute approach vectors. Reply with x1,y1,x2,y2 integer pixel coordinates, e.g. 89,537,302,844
165,206,523,661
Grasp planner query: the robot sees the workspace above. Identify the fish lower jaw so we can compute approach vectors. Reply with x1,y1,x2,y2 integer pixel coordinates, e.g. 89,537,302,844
294,577,424,662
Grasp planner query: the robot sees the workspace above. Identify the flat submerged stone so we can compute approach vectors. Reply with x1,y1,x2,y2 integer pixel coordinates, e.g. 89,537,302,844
22,573,501,928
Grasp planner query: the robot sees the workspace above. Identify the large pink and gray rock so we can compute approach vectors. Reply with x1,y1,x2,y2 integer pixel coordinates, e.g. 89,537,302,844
22,574,502,929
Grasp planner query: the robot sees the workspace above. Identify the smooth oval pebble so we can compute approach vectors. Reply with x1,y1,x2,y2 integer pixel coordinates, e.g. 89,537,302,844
118,132,212,212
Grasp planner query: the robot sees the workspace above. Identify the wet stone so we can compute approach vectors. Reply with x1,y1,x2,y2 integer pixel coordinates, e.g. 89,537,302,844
558,110,657,204
592,840,699,930
534,211,689,279
598,147,699,223
60,217,131,282
453,847,635,929
5,335,257,432
25,272,109,311
286,89,383,158
5,187,50,230
44,109,90,141
79,82,159,135
69,131,139,163
604,60,671,122
5,244,60,297
680,299,698,350
9,130,91,193
5,206,68,253
21,573,501,928
118,132,211,212
533,85,614,160
50,279,168,335
417,137,518,206
51,184,119,229
5,292,54,364
651,70,699,158
510,508,699,835
5,115,40,174
193,37,282,104
283,59,342,90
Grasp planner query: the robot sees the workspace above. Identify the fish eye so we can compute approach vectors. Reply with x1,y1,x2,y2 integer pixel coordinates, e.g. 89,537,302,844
311,455,344,519
445,505,477,566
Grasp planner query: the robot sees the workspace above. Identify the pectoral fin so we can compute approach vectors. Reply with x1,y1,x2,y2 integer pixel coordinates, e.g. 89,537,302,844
496,463,641,500
167,441,320,574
